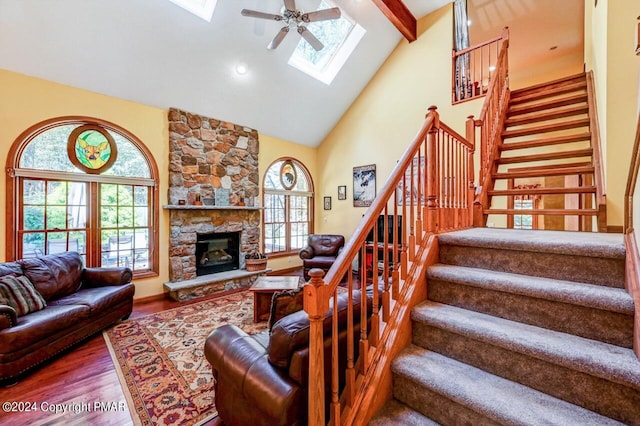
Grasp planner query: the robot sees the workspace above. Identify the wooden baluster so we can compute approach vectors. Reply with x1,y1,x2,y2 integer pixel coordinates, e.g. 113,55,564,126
304,269,330,426
345,266,355,406
416,150,423,241
382,206,390,322
330,289,340,425
359,262,370,375
392,191,400,300
466,115,476,228
408,153,415,261
426,106,440,233
370,224,379,347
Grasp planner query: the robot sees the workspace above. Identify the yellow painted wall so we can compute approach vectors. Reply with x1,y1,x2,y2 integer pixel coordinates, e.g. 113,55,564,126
0,68,313,297
0,68,169,299
315,5,482,239
258,134,317,272
584,0,639,228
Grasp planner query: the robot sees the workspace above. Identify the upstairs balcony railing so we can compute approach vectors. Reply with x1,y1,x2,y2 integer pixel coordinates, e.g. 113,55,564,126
303,106,475,425
452,27,509,104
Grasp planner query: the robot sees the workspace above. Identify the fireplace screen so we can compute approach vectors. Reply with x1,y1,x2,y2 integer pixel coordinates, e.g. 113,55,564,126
195,232,240,276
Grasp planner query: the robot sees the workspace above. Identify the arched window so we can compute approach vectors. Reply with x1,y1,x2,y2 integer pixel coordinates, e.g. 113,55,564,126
263,158,314,255
6,116,159,278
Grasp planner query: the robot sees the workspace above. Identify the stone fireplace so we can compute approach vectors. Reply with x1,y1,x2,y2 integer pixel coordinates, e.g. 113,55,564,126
165,108,264,294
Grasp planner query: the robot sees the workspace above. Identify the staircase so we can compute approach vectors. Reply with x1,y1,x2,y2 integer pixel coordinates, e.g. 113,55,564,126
370,227,640,425
484,73,605,231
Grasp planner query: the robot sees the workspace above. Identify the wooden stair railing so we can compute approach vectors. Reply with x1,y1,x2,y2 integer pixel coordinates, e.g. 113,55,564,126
452,27,509,104
303,106,476,425
586,71,607,232
624,104,640,360
472,28,510,227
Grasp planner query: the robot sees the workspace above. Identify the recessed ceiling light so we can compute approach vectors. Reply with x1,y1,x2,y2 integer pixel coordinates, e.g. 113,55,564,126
467,19,472,26
235,63,248,75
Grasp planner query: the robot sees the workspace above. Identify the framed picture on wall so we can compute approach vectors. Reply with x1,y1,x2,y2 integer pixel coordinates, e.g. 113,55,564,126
324,196,332,210
353,164,376,207
338,185,347,200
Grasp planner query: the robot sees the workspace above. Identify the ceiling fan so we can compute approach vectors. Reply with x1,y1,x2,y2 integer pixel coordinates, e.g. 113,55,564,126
241,0,341,51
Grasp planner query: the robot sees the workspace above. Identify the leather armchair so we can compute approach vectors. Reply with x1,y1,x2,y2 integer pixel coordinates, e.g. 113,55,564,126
298,234,345,281
204,288,374,425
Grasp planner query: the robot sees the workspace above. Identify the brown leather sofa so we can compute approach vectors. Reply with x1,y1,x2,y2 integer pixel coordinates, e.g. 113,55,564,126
205,287,373,426
299,234,345,281
0,251,134,384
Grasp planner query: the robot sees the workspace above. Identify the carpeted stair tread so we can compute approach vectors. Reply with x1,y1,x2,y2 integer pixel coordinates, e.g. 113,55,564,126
426,264,634,314
368,399,440,425
412,302,640,390
392,346,623,426
437,228,625,259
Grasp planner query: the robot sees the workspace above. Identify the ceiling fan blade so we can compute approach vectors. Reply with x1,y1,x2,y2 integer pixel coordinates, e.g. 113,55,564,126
268,27,290,49
241,9,283,21
302,7,341,23
297,26,324,51
284,0,296,12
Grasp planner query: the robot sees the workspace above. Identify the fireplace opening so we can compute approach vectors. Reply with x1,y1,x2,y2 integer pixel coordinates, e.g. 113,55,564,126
195,232,240,276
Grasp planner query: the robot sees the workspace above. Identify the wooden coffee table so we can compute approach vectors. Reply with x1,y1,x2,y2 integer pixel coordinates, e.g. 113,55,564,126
249,276,301,323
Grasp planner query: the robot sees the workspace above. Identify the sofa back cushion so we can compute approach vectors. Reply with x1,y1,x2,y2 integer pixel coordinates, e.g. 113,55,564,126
267,289,368,370
308,235,344,256
19,252,84,302
0,262,24,279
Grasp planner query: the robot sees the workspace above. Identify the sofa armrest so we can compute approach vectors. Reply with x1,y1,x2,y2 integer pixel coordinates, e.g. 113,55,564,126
298,246,315,260
81,267,133,288
205,325,303,423
0,305,17,330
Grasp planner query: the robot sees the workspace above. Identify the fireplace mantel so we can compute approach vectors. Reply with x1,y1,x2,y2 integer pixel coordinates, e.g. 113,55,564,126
163,205,263,211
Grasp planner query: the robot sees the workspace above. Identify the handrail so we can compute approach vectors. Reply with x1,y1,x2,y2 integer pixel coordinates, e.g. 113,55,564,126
624,110,640,233
452,27,509,104
586,71,608,232
473,27,510,227
304,106,476,425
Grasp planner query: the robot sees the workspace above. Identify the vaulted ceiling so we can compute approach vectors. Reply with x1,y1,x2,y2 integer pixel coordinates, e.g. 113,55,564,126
0,0,582,147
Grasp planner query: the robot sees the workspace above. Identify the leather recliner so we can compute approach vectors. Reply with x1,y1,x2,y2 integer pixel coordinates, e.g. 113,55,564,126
298,234,345,281
204,287,374,425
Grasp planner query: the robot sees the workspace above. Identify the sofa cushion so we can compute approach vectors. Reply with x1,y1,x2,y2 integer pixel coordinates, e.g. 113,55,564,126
268,287,304,331
0,263,23,280
19,252,83,302
48,284,135,316
0,275,47,316
268,290,368,369
0,304,90,352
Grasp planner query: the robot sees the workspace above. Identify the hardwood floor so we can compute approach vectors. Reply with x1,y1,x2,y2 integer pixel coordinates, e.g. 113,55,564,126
0,293,228,426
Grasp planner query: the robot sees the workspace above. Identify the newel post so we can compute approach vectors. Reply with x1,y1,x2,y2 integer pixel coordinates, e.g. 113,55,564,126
426,105,440,233
304,268,330,426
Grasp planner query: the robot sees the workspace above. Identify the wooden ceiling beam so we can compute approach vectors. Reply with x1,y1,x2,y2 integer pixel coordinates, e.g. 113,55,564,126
371,0,417,42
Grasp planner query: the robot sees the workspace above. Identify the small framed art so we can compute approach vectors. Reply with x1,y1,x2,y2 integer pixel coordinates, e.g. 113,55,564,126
338,185,347,200
324,196,332,210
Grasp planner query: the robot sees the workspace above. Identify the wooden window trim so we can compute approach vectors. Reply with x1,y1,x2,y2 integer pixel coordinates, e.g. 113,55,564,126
262,157,314,255
6,116,160,278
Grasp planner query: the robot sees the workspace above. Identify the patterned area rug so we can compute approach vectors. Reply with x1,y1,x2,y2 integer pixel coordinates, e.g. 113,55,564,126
103,291,268,426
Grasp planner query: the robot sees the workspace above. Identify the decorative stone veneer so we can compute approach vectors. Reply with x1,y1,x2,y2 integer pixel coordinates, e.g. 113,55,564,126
168,108,259,206
167,108,262,283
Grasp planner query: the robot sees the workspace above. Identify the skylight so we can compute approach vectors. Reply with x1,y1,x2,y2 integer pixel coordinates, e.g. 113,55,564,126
288,1,366,85
168,0,218,22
